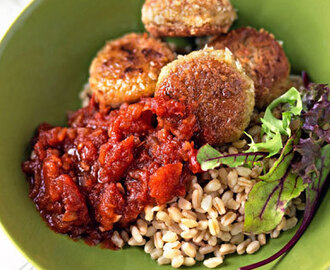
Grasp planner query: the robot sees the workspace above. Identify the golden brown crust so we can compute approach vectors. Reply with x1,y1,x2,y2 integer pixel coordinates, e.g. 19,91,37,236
155,48,255,146
89,33,176,108
209,27,291,108
142,0,237,37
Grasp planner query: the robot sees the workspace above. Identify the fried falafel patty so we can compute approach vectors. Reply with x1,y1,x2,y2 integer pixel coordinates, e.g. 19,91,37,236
155,47,255,146
89,33,176,108
142,0,237,37
209,27,291,108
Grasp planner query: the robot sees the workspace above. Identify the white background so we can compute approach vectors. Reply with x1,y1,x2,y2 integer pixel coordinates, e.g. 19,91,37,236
0,2,35,270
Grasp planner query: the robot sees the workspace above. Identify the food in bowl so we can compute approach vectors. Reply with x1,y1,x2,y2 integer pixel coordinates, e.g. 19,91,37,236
155,47,255,146
141,0,237,37
208,27,291,108
89,33,175,108
21,0,330,269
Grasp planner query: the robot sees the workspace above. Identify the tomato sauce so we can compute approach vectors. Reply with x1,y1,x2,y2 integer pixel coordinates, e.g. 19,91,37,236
22,96,201,246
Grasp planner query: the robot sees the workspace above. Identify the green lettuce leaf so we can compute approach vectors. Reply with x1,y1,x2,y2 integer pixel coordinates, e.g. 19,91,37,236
244,135,307,233
245,132,282,157
244,172,306,234
197,144,266,171
246,87,302,157
261,88,302,137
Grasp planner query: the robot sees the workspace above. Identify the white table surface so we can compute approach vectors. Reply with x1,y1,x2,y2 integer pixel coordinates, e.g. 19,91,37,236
1,2,35,269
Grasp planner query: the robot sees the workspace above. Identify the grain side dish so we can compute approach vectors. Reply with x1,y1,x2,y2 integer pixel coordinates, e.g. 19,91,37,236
22,0,330,269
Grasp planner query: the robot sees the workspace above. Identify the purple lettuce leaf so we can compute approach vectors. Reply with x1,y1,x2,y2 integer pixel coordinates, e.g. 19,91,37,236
292,138,321,184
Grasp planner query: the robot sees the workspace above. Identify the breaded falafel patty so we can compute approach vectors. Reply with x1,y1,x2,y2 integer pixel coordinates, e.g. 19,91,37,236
155,47,255,146
142,0,237,37
209,27,291,108
89,33,176,108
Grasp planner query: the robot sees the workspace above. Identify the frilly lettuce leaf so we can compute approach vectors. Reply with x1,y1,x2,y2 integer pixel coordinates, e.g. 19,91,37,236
293,84,330,183
245,132,282,157
301,84,330,143
246,87,302,157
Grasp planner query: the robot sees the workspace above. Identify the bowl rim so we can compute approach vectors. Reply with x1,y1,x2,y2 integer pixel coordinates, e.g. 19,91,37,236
0,1,42,269
0,1,329,270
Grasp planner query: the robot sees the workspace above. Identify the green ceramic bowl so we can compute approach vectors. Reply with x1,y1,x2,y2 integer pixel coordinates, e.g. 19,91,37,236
0,0,329,269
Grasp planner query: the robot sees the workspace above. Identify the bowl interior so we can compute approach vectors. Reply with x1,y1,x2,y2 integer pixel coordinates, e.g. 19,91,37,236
0,0,329,269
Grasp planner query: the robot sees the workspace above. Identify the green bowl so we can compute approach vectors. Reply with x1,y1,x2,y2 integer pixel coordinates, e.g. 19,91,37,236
0,0,329,269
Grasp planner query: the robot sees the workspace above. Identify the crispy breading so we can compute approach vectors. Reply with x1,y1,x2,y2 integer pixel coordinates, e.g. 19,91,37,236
209,27,291,108
142,0,237,37
89,33,176,108
155,47,255,146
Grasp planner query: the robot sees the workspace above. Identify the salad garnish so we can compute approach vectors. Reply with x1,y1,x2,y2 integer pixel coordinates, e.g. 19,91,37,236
197,83,330,270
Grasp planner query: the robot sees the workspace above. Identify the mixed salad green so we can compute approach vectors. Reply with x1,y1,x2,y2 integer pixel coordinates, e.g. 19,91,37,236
197,83,330,269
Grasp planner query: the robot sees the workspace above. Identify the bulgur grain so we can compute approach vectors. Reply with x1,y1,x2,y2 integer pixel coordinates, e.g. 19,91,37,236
199,245,216,255
283,217,298,231
178,198,192,210
221,212,237,226
213,197,226,215
195,252,205,261
270,229,280,239
221,190,233,203
230,233,244,245
150,248,163,260
237,239,251,255
208,218,220,236
204,179,221,193
162,231,178,243
144,205,154,221
201,195,213,212
182,242,197,257
163,248,181,259
246,241,260,254
236,167,252,177
163,241,181,250
184,257,196,266
168,206,182,223
145,226,157,237
111,231,124,248
181,229,198,240
232,139,247,149
219,244,236,255
231,222,244,235
217,231,231,242
157,256,171,265
227,170,238,188
137,219,148,235
154,232,164,249
203,257,223,268
128,237,146,246
172,255,184,268
181,218,198,228
257,234,266,246
192,189,202,209
144,239,155,253
226,198,240,210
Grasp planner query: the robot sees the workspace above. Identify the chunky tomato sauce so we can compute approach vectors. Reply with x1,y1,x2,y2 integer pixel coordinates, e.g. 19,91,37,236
22,96,201,245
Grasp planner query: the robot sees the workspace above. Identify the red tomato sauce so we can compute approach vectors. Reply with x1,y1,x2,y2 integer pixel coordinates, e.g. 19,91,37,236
22,96,201,246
